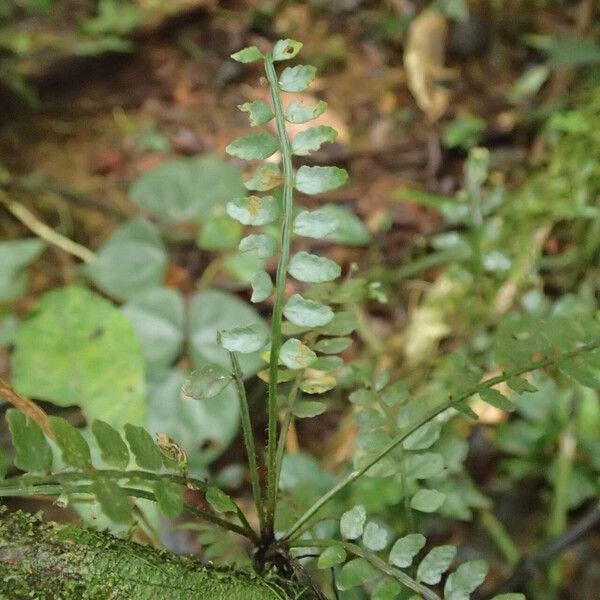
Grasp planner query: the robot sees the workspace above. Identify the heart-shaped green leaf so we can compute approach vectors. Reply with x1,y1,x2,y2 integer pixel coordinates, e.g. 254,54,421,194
84,218,167,300
11,286,146,427
130,156,245,223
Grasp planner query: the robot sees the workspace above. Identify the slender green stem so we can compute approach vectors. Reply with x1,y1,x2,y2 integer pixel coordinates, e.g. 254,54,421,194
548,426,575,539
282,340,600,540
479,509,520,567
274,375,302,492
229,350,264,535
287,539,441,600
264,53,295,538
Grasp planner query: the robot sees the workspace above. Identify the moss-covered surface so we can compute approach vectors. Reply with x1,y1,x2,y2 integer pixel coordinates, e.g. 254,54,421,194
0,509,314,599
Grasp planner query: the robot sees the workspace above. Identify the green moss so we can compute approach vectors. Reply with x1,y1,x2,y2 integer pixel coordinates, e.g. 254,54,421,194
0,508,314,599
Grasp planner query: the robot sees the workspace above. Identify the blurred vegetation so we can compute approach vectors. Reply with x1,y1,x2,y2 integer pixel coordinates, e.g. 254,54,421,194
1,1,600,599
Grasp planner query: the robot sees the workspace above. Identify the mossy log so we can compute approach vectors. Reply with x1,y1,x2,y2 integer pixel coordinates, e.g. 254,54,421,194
0,509,314,599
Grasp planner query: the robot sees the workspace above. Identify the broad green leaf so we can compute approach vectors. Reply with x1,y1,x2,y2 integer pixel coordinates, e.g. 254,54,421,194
362,521,388,551
206,486,237,513
6,409,52,473
403,421,442,451
295,165,348,195
230,46,262,63
491,595,526,600
279,65,317,92
293,208,339,239
349,389,377,405
250,271,273,303
317,311,358,336
239,234,276,258
147,369,239,470
197,216,242,251
122,287,184,372
479,387,515,411
244,164,283,191
227,195,279,226
444,560,489,600
417,545,457,585
238,99,274,126
49,416,91,469
0,239,45,302
389,533,426,568
189,290,268,376
84,218,167,300
154,479,184,518
11,286,146,427
129,155,245,223
292,401,327,418
340,504,366,539
292,126,337,156
91,419,129,470
220,324,268,354
284,294,334,327
226,133,279,161
313,337,352,354
280,338,317,369
321,204,371,245
317,544,346,569
404,452,445,479
272,38,303,61
92,477,131,523
285,99,327,123
124,424,163,471
336,558,377,591
182,365,232,401
372,578,402,600
300,374,337,394
411,489,446,513
288,251,341,283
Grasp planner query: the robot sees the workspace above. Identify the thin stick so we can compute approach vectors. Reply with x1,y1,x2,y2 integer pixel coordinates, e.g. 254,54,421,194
0,377,52,437
228,351,264,535
0,192,95,263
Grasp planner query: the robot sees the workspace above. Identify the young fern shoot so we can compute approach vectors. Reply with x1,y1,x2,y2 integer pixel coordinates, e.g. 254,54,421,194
226,40,348,542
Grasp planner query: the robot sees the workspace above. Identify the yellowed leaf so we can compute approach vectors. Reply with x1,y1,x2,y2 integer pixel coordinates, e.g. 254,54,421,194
404,10,452,122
